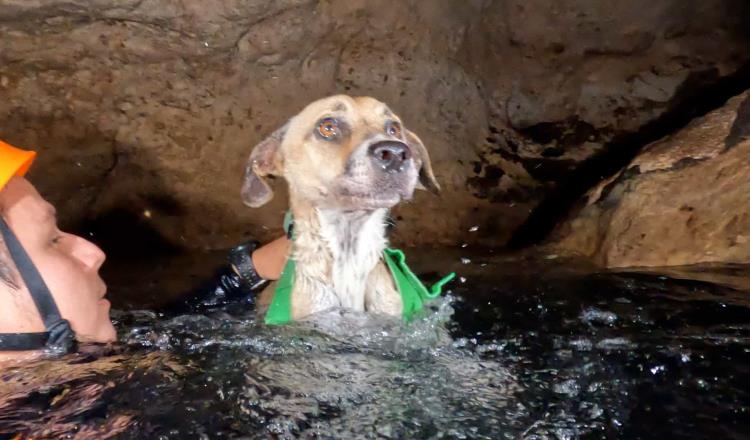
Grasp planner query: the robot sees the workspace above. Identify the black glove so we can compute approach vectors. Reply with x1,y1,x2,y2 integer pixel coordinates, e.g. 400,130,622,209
165,241,269,314
227,240,269,291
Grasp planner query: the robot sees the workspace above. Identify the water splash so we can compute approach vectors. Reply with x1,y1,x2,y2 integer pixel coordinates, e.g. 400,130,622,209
3,253,750,439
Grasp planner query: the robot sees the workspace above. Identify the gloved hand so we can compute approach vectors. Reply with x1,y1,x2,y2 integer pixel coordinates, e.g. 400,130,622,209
227,240,269,291
164,241,268,314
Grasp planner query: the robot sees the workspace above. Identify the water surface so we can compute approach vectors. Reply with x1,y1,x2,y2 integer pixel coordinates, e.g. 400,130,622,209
1,249,749,439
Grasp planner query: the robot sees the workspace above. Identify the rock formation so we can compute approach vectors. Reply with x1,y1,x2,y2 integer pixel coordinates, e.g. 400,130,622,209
0,0,748,251
551,91,750,267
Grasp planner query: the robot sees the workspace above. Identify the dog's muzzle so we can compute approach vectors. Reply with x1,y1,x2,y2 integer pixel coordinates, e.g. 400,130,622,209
368,141,411,173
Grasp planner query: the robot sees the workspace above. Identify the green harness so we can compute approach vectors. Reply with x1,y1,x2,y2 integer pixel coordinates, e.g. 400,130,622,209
264,213,456,325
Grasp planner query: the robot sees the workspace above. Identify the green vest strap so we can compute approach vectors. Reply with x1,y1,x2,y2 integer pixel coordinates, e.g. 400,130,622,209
382,248,456,321
264,212,456,325
265,257,296,325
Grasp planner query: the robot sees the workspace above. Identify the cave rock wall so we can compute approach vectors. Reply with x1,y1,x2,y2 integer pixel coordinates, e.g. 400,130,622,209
0,0,748,249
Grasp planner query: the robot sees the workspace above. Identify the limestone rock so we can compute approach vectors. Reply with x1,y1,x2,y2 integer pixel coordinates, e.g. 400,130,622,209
0,0,747,249
551,92,750,267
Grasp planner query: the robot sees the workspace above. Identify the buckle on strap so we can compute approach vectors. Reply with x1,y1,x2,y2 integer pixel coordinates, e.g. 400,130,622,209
43,319,76,355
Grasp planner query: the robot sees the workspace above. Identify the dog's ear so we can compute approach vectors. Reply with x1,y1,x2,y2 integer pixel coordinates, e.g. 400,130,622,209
406,130,441,195
241,122,288,208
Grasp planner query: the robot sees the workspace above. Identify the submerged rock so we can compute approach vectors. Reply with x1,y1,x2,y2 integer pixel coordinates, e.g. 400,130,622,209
551,91,750,267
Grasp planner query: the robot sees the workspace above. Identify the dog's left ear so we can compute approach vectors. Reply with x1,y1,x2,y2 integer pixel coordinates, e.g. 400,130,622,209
406,130,441,195
241,122,288,208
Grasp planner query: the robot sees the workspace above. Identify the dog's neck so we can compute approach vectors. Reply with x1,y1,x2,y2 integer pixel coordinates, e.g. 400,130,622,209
289,199,388,311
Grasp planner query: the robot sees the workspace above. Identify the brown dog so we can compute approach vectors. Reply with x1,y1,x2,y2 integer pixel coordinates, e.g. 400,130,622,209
241,95,440,322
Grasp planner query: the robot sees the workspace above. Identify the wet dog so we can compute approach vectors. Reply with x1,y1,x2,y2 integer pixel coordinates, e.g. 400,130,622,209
241,95,440,322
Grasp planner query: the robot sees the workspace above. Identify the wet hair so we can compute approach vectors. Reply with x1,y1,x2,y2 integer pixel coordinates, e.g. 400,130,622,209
0,234,20,290
0,197,20,290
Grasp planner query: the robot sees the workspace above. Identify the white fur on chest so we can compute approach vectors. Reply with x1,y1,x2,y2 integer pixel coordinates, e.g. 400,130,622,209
316,208,387,310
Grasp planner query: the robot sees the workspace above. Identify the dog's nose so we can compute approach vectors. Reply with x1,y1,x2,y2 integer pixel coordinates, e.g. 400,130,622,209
368,141,411,173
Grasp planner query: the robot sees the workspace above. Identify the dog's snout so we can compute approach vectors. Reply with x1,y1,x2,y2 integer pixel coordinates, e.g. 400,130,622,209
368,141,411,173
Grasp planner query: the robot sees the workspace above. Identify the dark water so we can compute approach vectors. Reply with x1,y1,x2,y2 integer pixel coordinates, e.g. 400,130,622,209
1,250,750,439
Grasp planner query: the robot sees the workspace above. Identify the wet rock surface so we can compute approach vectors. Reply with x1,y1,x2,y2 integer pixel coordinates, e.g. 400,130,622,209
0,0,748,249
552,91,750,267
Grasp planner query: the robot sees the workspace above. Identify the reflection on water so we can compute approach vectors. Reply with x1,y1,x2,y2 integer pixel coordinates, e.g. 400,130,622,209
2,250,750,439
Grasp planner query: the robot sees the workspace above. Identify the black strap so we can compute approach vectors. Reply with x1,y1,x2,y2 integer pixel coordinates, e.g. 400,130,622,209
227,240,268,291
0,217,75,354
0,332,48,350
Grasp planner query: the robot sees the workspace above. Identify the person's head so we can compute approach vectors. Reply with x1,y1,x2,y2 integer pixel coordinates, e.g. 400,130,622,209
0,141,115,360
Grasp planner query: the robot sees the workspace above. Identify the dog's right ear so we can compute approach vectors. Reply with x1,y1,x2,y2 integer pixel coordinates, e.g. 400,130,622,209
241,122,288,208
405,130,441,195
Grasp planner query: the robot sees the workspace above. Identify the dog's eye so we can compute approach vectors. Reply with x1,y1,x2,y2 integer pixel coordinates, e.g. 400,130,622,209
316,117,340,140
386,121,402,138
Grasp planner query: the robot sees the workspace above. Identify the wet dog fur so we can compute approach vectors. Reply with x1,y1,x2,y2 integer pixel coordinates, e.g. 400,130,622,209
241,95,440,322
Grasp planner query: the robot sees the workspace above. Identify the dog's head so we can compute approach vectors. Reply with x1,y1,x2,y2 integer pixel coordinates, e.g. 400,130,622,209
241,95,440,210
